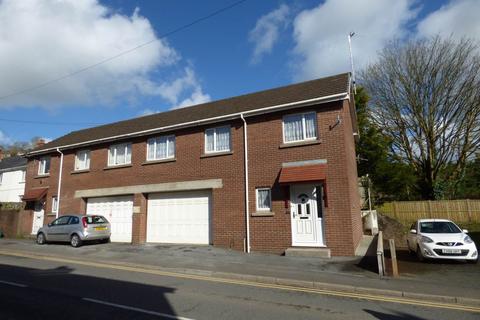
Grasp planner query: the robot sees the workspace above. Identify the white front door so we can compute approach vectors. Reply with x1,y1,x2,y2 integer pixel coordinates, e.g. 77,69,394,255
290,184,325,247
31,201,45,235
86,196,133,242
147,191,211,244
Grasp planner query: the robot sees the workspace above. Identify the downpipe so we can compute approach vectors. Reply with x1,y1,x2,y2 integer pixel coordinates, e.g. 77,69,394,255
56,148,64,219
240,114,251,253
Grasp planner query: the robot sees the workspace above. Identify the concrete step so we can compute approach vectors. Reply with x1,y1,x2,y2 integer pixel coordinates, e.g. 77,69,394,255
284,247,331,258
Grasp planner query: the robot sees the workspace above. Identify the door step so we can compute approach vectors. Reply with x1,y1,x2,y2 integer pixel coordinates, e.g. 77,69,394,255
285,247,331,258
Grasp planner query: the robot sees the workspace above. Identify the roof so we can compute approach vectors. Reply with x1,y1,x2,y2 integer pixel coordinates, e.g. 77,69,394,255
0,155,27,171
279,163,327,184
30,73,350,154
22,187,48,201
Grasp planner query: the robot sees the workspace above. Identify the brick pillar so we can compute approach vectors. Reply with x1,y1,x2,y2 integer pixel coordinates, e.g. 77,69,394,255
132,193,147,244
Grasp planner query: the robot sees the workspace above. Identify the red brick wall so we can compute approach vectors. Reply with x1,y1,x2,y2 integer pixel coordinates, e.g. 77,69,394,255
22,99,361,255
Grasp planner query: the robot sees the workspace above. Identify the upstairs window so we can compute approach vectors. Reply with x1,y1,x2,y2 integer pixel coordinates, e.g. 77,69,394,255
38,156,51,175
75,150,91,171
108,143,132,166
147,135,175,161
283,112,317,143
205,126,231,153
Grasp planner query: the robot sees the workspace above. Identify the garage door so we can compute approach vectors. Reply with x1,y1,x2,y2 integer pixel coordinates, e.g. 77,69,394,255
86,196,133,242
147,191,211,244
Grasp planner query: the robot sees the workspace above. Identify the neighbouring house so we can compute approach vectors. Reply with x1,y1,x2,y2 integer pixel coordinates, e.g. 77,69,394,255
0,153,27,203
21,73,362,256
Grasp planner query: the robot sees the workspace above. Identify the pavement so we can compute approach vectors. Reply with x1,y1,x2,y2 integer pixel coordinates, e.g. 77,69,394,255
1,238,479,307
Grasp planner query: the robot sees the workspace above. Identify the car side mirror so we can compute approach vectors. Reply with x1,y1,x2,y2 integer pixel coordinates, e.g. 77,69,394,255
48,223,52,227
410,229,417,234
463,229,469,234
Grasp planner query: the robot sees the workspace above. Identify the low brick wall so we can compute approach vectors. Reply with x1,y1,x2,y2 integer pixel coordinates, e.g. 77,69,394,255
0,209,33,238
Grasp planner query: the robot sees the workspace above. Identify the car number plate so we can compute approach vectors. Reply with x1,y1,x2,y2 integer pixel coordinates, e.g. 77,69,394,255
442,249,461,254
95,226,107,231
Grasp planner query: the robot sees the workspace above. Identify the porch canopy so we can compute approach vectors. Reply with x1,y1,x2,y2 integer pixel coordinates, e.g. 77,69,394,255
22,188,48,201
279,163,327,184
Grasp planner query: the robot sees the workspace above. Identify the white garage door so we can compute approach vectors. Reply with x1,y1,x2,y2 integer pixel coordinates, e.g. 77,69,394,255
86,196,133,243
147,191,211,244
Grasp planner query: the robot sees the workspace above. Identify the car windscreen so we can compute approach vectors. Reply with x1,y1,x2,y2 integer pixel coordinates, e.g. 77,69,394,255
420,221,461,233
86,216,107,224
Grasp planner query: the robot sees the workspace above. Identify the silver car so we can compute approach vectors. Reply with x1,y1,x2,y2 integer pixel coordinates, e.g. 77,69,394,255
36,214,111,247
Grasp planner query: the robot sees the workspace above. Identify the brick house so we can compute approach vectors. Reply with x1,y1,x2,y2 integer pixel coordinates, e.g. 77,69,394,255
21,73,362,256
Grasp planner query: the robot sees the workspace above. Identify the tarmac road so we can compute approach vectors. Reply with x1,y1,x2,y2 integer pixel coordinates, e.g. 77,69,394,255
0,253,478,320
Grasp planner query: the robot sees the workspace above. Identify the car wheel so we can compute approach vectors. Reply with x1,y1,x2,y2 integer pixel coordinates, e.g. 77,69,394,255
70,234,82,248
416,245,425,262
37,233,46,245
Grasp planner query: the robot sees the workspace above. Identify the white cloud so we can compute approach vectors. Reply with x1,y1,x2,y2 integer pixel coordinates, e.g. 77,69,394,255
138,108,160,117
0,130,13,146
0,0,208,109
249,4,290,64
291,0,417,80
135,67,211,109
417,0,480,42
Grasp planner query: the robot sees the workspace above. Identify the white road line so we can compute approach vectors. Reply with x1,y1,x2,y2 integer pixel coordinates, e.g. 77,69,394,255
82,297,195,320
0,280,27,288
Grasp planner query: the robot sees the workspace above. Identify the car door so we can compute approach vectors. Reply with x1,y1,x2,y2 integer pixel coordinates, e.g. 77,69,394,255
48,216,71,241
66,216,80,238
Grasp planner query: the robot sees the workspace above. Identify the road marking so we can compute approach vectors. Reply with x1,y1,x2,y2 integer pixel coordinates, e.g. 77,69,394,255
1,250,479,313
0,280,27,288
83,297,195,320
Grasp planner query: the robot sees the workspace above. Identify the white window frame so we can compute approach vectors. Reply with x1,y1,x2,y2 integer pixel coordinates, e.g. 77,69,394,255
75,150,91,171
108,143,132,167
282,111,318,143
146,135,175,161
204,126,231,154
256,188,272,212
38,156,51,175
52,196,58,213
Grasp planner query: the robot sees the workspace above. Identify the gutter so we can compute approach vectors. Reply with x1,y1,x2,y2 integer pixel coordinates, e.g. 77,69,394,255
28,92,349,156
56,148,64,219
240,114,250,253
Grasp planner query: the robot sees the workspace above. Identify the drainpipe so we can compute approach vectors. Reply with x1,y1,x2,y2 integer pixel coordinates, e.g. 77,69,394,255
56,148,64,219
240,114,251,253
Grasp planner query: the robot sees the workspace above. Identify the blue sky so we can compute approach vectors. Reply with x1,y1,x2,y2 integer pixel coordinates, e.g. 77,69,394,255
0,0,478,146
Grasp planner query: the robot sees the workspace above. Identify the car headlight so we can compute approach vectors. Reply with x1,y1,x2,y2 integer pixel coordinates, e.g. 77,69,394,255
421,236,434,243
464,235,473,244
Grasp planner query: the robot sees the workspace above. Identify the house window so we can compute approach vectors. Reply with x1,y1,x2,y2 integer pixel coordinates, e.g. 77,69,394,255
256,188,272,211
147,135,175,161
20,170,26,183
205,126,231,153
108,143,132,166
283,112,317,143
75,150,91,171
52,196,58,213
38,156,51,175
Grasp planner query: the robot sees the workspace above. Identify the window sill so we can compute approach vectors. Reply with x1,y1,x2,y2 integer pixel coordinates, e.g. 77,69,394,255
34,174,50,179
71,169,90,174
279,139,321,149
200,151,233,158
47,213,56,217
251,211,275,217
103,164,133,171
142,158,176,166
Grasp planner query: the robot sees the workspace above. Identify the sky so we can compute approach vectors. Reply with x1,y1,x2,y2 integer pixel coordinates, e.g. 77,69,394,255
0,0,479,145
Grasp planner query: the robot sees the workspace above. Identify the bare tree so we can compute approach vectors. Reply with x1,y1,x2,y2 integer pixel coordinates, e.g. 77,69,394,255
361,36,480,199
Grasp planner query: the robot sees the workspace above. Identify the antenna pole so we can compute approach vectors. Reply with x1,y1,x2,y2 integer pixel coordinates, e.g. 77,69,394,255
348,32,356,94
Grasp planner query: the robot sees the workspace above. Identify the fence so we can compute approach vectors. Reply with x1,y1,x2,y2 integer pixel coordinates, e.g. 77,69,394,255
377,199,480,224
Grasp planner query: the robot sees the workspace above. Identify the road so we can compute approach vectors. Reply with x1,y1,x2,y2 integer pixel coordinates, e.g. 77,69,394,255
0,253,478,320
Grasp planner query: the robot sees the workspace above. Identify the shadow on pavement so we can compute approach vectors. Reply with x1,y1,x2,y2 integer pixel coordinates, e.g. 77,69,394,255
364,309,427,320
0,263,178,320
